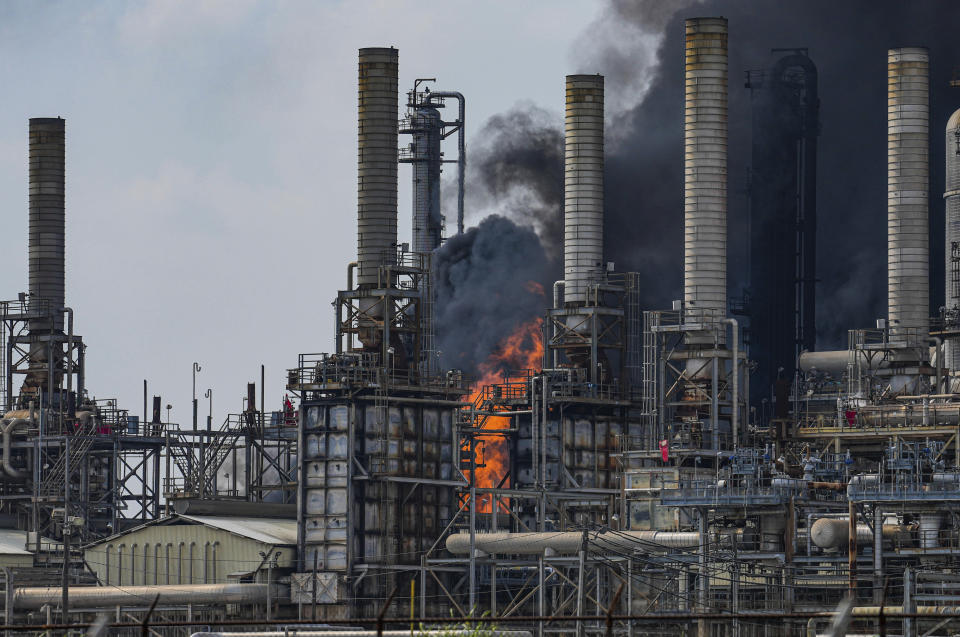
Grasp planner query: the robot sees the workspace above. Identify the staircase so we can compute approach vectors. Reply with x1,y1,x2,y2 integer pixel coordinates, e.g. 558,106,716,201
37,417,100,499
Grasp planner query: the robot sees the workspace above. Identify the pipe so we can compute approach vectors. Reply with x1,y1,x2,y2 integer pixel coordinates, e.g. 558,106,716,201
723,318,739,447
684,18,728,329
428,91,466,235
357,47,399,287
887,47,929,345
192,633,533,637
1,419,29,479
563,74,604,305
446,530,702,555
13,583,271,610
346,262,358,292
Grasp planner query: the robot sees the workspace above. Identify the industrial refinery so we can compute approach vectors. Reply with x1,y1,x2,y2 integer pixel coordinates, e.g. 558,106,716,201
0,4,959,637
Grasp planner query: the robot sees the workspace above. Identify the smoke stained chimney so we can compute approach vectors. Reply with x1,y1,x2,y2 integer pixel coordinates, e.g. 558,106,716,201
357,47,399,288
28,118,65,334
683,18,728,325
887,47,929,344
564,74,604,305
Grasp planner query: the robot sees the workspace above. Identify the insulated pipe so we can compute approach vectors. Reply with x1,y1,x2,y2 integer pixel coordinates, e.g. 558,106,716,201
193,633,533,637
888,48,929,344
12,583,270,610
1,419,29,479
944,108,960,369
357,48,399,287
563,74,604,305
446,531,702,555
684,18,728,325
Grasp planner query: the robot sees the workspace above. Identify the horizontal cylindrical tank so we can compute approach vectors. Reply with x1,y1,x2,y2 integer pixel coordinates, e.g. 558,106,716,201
887,47,929,344
564,74,604,305
684,18,727,325
810,518,909,549
357,47,399,287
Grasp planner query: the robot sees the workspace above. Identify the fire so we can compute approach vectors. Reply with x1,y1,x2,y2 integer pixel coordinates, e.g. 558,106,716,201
523,280,546,297
464,317,544,513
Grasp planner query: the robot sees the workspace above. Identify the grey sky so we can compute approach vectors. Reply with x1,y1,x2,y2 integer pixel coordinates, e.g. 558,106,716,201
0,1,624,427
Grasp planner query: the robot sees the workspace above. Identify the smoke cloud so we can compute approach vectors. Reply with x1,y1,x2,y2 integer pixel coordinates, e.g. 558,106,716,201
434,215,552,373
439,0,960,376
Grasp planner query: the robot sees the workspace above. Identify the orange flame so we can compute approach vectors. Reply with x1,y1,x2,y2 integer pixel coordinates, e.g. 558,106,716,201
523,280,546,297
464,318,544,513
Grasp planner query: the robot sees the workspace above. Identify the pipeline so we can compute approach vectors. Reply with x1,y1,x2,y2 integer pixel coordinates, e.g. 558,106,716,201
446,530,702,555
192,633,532,637
13,583,270,610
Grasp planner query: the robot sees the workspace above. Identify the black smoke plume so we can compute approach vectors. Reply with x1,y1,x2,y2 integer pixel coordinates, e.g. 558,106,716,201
437,0,960,375
434,215,552,373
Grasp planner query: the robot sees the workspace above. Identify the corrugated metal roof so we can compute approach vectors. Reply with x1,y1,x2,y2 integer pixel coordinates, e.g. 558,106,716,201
0,529,33,556
176,516,297,545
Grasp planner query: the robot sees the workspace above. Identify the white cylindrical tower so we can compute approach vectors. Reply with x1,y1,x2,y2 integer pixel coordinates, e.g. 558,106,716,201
563,74,604,304
887,47,929,344
944,108,960,370
684,18,728,323
357,47,399,288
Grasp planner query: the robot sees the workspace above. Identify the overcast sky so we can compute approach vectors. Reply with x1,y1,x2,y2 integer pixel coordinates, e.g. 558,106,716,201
0,1,616,426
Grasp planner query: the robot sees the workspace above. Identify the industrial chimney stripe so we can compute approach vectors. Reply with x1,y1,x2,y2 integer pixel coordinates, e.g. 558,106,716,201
357,47,399,287
683,18,728,320
887,47,929,343
563,74,604,304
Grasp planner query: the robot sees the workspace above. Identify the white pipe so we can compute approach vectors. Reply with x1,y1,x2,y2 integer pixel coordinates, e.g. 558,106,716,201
446,530,702,555
13,583,270,610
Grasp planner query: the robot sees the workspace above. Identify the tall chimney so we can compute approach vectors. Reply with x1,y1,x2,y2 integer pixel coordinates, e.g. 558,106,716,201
28,118,65,336
357,48,399,288
887,47,929,344
563,74,604,305
683,18,728,325
944,106,960,369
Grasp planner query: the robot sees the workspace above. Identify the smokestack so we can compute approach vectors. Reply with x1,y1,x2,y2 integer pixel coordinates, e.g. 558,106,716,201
28,118,65,334
683,18,728,325
945,107,960,369
357,47,399,288
563,74,604,305
887,47,929,344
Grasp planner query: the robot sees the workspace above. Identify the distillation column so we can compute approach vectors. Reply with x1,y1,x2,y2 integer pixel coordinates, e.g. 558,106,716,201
684,18,728,328
563,74,604,305
25,117,66,394
944,108,960,370
887,47,929,345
